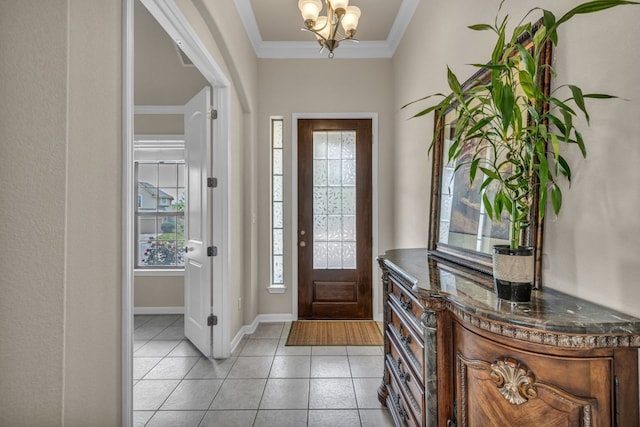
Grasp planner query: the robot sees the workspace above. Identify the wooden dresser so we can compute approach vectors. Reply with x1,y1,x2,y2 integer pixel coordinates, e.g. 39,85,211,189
378,249,640,427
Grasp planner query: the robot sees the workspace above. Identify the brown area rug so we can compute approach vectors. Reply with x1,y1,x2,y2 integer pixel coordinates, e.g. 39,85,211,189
286,320,383,346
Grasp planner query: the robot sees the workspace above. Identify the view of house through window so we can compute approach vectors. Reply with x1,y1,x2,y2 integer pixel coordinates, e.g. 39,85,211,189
135,161,186,268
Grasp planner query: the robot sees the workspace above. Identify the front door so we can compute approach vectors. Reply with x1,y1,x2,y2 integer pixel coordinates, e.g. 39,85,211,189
184,87,213,357
298,119,372,319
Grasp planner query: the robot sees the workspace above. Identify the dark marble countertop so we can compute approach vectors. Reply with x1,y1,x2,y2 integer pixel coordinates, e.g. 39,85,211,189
379,248,640,338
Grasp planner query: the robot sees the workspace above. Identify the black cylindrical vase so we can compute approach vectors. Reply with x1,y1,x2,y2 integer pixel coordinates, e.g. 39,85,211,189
492,245,534,303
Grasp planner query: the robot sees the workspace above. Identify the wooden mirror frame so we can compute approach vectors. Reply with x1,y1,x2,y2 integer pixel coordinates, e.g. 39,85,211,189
427,21,552,289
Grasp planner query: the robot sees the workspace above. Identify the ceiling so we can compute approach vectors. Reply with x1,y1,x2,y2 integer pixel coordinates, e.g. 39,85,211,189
234,0,420,59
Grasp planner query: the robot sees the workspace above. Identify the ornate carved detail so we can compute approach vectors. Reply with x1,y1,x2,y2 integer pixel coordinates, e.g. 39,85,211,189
458,353,596,426
450,305,640,349
489,358,538,405
422,309,438,329
422,296,447,311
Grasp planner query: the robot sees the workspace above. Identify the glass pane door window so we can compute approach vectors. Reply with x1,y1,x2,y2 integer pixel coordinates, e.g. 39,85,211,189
312,130,357,270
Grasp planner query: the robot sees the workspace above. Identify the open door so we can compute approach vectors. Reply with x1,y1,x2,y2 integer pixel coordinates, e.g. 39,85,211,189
184,87,213,357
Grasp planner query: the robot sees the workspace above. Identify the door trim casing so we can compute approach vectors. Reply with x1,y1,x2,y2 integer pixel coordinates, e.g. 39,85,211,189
291,113,380,321
123,1,232,425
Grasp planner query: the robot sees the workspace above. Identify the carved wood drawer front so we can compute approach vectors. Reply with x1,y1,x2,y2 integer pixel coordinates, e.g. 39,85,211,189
389,276,424,335
386,357,421,427
388,299,425,380
388,332,425,424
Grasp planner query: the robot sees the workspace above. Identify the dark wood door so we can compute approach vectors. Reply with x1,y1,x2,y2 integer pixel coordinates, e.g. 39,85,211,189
298,119,372,319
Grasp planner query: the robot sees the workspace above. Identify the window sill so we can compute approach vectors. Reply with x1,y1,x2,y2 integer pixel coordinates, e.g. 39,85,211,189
134,269,184,277
267,285,287,294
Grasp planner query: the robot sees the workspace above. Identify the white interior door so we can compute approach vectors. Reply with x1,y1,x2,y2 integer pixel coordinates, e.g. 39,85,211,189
184,86,213,357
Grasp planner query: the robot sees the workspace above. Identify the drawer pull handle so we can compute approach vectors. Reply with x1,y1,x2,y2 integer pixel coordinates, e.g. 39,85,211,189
398,407,409,421
399,370,410,385
399,327,412,345
399,293,413,310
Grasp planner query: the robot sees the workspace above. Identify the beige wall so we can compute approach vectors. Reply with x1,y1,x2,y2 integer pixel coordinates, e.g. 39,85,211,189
0,0,121,425
1,0,639,424
393,0,640,317
135,276,184,307
256,59,395,316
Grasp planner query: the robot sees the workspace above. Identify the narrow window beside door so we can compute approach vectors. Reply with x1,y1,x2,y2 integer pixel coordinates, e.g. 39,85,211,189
271,117,285,288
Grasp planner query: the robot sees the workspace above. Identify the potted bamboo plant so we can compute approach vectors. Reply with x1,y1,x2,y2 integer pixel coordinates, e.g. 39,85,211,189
406,0,637,302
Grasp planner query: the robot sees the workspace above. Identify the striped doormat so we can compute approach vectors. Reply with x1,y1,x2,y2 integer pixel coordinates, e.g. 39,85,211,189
286,320,383,346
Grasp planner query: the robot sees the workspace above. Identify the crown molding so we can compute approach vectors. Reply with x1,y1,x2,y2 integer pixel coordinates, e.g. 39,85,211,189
234,0,419,59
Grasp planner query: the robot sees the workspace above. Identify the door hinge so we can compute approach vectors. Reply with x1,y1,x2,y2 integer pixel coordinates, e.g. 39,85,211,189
207,177,217,188
207,108,218,120
207,314,218,326
207,246,218,257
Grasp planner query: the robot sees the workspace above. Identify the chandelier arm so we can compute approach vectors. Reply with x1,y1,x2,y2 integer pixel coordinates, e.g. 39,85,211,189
301,27,328,42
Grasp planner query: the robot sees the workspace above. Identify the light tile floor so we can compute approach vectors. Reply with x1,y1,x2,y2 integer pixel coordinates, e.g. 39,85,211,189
134,315,394,427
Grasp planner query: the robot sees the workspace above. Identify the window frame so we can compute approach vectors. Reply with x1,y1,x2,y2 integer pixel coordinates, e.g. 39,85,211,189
269,117,286,293
133,135,186,272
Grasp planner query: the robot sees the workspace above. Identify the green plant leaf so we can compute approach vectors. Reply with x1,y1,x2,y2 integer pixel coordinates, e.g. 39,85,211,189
447,67,463,95
483,192,494,219
470,63,508,71
551,184,563,215
550,133,560,160
491,25,506,64
411,103,444,119
401,92,448,110
538,188,548,219
469,158,480,183
561,109,574,141
518,70,536,99
550,97,577,116
516,44,536,77
557,155,572,181
583,93,618,99
447,140,460,162
542,10,558,45
546,113,567,135
557,0,640,26
469,24,494,31
480,167,501,181
568,85,589,123
575,130,587,157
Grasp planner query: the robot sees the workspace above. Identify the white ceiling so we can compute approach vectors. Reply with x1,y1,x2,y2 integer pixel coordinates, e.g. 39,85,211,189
234,0,420,59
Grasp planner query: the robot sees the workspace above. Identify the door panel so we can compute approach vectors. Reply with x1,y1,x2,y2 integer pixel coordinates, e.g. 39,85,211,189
184,87,212,357
298,119,372,319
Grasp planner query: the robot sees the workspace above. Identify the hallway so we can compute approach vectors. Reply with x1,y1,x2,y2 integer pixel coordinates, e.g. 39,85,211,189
134,315,393,426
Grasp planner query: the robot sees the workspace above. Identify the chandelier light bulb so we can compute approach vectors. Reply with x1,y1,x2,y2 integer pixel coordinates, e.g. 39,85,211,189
330,0,349,15
313,16,331,41
298,0,322,28
340,5,361,36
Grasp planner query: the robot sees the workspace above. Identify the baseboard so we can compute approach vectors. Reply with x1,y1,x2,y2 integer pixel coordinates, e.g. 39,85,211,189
134,306,184,315
229,313,294,355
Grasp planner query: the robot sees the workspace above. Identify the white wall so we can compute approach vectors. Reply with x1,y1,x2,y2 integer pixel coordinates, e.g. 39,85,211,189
393,0,640,317
0,1,122,425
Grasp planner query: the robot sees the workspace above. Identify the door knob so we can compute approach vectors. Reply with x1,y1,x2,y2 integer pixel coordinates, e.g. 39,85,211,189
299,241,306,248
184,246,194,252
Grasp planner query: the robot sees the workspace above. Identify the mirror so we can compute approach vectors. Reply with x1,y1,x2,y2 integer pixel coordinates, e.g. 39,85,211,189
427,22,551,288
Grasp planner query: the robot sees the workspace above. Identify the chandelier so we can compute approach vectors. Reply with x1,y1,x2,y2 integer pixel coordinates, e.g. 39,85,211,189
298,0,361,58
